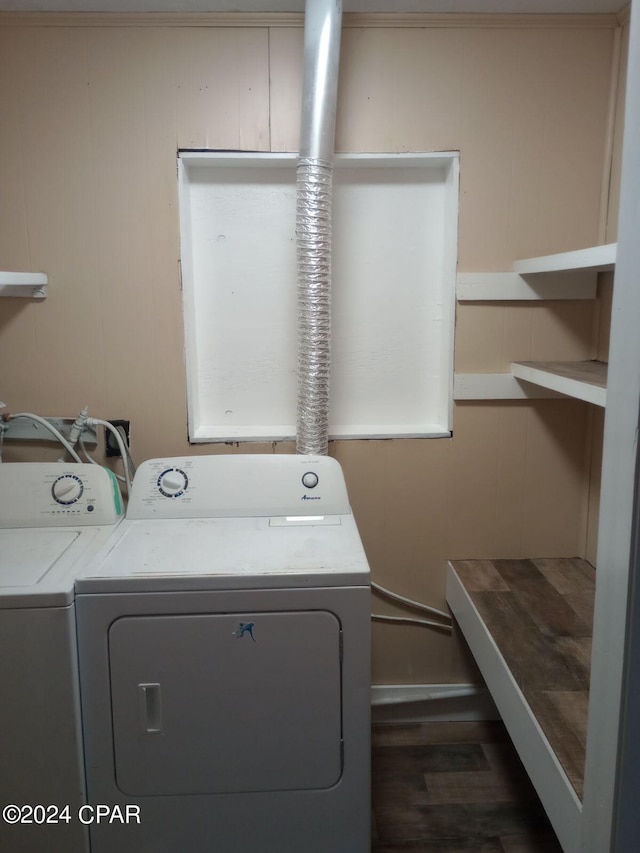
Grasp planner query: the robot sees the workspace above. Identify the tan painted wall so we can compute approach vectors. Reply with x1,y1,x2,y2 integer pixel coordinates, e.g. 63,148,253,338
0,14,619,684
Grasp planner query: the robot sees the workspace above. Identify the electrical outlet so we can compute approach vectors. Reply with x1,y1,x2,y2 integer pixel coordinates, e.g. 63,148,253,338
105,420,130,458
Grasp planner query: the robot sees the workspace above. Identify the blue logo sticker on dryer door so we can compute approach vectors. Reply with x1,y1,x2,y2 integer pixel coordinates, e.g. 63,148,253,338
232,622,256,642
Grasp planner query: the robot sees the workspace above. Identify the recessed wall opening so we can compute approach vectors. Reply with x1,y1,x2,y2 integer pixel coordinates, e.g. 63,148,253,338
178,151,459,443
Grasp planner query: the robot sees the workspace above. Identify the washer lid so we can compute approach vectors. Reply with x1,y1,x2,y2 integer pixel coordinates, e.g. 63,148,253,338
0,523,121,608
0,529,80,587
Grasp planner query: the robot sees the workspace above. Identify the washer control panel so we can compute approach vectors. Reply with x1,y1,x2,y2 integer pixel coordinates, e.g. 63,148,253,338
0,463,123,528
127,455,351,520
52,473,85,505
157,468,189,498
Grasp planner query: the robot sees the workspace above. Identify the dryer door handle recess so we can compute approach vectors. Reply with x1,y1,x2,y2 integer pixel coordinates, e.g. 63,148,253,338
138,683,163,734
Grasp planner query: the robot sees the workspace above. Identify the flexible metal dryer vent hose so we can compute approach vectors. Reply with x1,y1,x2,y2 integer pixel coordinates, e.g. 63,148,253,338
296,0,343,456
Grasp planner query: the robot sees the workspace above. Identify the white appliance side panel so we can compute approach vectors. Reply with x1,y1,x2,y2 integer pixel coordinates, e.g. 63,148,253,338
0,606,88,853
109,610,342,795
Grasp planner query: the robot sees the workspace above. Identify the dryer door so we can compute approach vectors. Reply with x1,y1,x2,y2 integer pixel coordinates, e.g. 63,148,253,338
108,610,342,795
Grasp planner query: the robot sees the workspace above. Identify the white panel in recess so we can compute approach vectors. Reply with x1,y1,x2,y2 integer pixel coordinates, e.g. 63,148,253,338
456,271,597,301
0,271,47,298
179,152,458,442
513,243,616,274
453,373,561,400
179,155,297,444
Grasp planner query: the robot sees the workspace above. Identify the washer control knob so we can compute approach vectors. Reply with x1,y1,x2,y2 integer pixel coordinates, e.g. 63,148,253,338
302,471,319,489
52,474,84,505
157,468,189,498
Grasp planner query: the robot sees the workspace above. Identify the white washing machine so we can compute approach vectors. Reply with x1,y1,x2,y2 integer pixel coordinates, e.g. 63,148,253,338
0,463,123,853
76,454,371,853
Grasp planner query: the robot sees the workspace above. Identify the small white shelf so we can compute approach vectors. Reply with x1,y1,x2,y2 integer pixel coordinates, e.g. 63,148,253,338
454,362,607,405
453,373,562,400
511,360,607,408
456,242,614,404
457,243,615,302
456,271,598,301
513,243,616,275
0,271,48,298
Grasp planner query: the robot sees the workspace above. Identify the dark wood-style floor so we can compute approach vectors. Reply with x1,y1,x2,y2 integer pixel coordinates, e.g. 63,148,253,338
372,720,563,852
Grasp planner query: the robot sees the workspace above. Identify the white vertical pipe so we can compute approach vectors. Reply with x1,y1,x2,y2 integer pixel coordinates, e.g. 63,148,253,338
296,0,343,456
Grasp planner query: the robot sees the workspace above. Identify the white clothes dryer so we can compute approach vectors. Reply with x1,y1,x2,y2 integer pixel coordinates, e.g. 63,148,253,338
76,454,371,853
0,463,123,853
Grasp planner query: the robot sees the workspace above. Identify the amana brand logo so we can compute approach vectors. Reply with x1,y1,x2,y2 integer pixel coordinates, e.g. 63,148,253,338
301,494,321,501
232,622,256,642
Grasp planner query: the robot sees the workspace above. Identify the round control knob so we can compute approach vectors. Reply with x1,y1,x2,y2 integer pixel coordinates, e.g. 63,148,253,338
157,468,188,498
302,471,319,489
52,474,84,505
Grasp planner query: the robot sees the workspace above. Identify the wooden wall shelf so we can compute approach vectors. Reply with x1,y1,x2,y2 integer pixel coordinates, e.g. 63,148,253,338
511,360,607,408
513,243,616,275
447,557,595,853
453,361,607,406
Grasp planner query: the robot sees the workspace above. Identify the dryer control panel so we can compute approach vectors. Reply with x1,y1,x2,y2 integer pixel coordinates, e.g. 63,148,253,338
0,463,123,528
127,455,351,519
